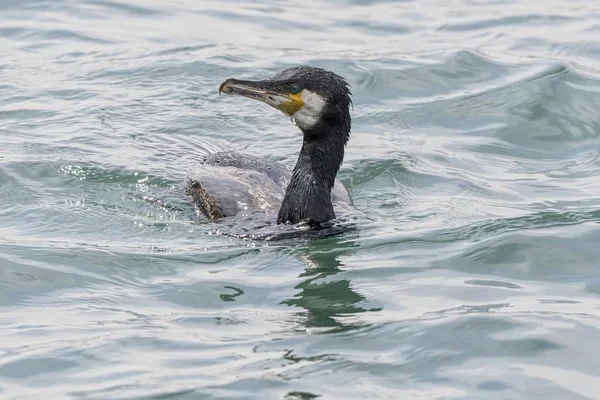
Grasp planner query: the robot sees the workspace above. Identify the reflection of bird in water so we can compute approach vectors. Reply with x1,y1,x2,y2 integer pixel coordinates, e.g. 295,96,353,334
186,66,353,226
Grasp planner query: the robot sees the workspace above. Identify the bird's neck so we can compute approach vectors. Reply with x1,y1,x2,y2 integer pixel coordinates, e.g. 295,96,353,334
277,125,348,225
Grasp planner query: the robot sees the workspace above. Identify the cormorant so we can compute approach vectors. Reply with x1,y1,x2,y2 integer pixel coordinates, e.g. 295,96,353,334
185,66,353,226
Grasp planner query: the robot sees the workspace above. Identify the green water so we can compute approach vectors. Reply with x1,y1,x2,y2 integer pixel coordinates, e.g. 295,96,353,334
1,0,600,398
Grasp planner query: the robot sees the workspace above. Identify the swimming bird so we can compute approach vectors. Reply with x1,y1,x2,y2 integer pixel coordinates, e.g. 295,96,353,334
185,66,353,226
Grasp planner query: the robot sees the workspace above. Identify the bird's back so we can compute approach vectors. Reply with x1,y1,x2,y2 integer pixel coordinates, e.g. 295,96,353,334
185,150,352,221
185,151,289,219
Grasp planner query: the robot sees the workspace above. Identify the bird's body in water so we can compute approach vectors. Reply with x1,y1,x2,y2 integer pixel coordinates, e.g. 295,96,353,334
185,66,354,230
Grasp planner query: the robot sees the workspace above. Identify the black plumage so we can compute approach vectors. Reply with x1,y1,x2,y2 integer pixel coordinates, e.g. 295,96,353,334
186,66,353,226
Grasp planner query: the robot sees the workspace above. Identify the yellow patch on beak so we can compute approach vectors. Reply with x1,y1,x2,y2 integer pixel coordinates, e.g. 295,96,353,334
279,92,304,116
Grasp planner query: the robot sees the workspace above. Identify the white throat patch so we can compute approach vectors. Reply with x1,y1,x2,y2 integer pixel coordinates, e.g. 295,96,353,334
292,90,326,130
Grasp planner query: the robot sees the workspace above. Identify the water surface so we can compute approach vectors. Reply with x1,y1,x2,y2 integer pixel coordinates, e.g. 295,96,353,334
2,0,600,398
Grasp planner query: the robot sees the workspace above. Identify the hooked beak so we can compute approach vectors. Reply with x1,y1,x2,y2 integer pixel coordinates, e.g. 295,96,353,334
219,78,303,116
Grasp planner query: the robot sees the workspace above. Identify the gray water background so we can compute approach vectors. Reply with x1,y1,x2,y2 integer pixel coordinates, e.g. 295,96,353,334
1,0,600,398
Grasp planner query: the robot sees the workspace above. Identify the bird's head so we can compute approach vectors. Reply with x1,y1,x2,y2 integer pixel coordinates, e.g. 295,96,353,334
219,66,352,137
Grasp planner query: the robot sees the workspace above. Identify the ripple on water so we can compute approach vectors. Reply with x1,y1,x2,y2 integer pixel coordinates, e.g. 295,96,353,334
3,1,600,398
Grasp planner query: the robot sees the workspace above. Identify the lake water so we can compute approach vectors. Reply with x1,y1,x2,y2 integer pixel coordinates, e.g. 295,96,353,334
2,0,600,398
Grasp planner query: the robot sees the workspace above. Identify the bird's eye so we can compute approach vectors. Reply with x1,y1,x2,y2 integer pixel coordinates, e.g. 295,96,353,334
289,83,302,94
